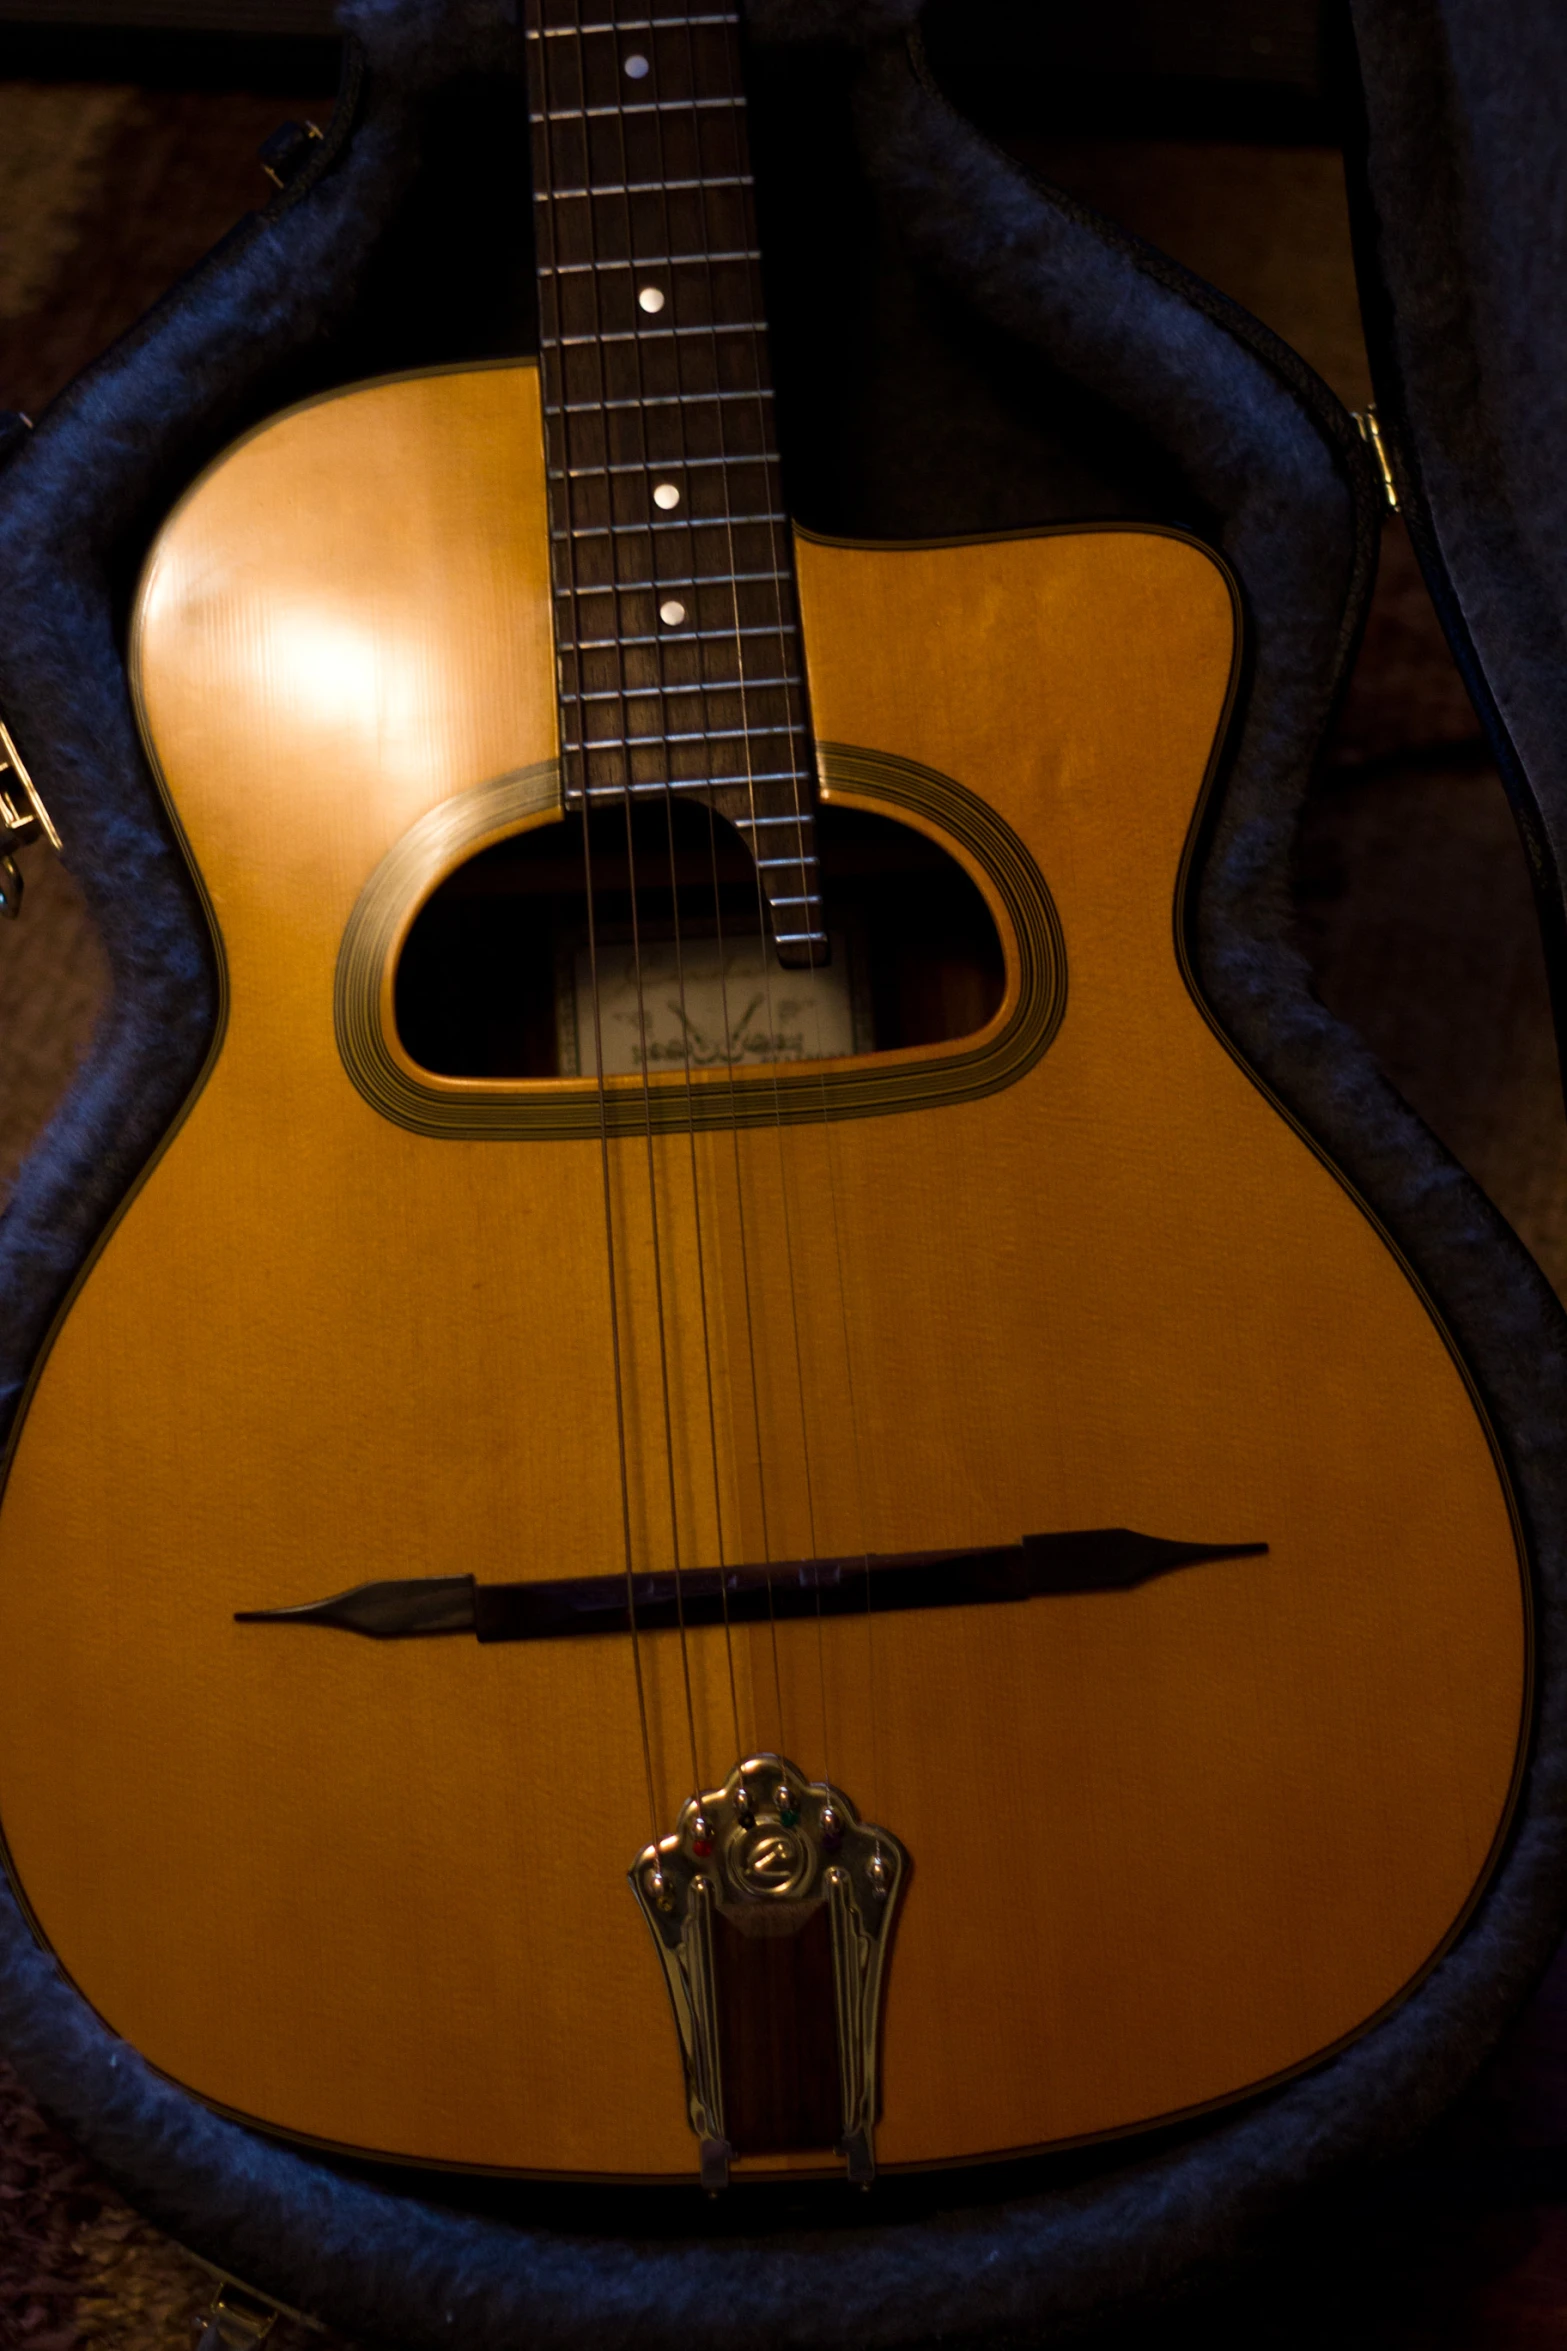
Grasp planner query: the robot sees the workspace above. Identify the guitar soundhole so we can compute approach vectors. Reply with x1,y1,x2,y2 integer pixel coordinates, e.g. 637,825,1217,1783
394,801,1005,1080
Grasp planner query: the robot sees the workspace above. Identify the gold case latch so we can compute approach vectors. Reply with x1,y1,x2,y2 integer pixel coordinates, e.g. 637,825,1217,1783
0,716,61,920
1353,404,1401,515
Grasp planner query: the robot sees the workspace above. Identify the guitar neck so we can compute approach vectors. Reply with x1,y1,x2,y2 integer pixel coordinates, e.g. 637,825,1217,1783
522,0,827,965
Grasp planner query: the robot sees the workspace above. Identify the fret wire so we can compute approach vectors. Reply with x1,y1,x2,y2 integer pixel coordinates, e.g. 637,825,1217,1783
563,693,806,717
532,16,738,31
582,785,817,804
575,677,801,699
566,752,813,769
571,725,808,749
548,251,761,273
554,513,787,536
558,325,771,347
566,695,803,714
554,454,769,477
564,682,806,709
571,760,812,777
542,176,752,198
555,569,789,589
564,696,805,715
544,97,748,119
575,634,789,653
562,389,773,411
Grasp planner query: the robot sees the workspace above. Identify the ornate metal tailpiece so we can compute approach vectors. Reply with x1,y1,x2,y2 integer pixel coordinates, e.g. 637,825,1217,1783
631,1756,907,2191
0,718,61,919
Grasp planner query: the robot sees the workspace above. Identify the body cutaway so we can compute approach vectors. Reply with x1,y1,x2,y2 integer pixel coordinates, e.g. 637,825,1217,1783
0,362,1528,2180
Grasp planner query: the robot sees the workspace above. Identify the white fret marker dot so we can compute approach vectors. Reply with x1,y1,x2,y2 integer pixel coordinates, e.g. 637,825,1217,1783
638,286,666,314
652,482,681,509
624,52,650,77
659,600,687,627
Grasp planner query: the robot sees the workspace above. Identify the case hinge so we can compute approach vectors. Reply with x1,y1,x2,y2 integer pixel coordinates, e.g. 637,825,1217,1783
194,2280,280,2351
0,715,61,920
259,118,324,190
1353,405,1401,515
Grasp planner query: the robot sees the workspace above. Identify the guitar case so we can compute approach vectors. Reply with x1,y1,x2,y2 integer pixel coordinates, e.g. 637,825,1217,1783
0,0,1564,2339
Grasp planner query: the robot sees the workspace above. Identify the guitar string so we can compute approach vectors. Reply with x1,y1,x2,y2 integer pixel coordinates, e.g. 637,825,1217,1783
660,796,747,1776
682,0,869,1789
721,0,884,1814
660,0,791,1761
556,0,837,1798
639,2,745,1771
604,0,729,1792
712,0,839,1785
593,0,705,1804
811,1013,880,1827
675,0,796,1760
543,0,889,1861
532,0,659,1850
700,792,782,1758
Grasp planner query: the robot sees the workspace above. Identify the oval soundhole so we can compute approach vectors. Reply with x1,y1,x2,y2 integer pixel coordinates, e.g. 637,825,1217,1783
394,801,1005,1081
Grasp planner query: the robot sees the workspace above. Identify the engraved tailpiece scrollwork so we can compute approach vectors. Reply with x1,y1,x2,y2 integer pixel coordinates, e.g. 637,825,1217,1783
630,1756,907,2190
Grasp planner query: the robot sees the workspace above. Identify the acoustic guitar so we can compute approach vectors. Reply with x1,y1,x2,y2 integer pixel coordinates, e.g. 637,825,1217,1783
0,1,1527,2190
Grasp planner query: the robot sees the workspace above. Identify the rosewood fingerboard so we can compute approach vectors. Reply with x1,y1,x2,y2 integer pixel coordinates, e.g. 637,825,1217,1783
522,0,827,964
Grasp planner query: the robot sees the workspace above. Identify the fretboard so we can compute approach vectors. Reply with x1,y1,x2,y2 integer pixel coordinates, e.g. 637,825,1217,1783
523,0,826,965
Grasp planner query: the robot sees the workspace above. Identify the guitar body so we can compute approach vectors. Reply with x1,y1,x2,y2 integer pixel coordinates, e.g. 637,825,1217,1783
0,362,1527,2179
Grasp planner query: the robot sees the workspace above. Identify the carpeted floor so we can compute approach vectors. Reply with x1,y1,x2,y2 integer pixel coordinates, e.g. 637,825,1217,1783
0,68,1565,2351
0,2046,329,2350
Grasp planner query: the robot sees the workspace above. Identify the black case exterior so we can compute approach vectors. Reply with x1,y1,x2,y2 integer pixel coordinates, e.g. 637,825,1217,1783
1,2,1565,2341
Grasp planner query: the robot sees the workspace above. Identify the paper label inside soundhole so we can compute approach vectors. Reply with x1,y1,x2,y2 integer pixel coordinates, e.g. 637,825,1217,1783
557,932,866,1077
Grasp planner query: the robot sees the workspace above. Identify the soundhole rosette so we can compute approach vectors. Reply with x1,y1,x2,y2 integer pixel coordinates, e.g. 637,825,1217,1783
334,745,1065,1141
